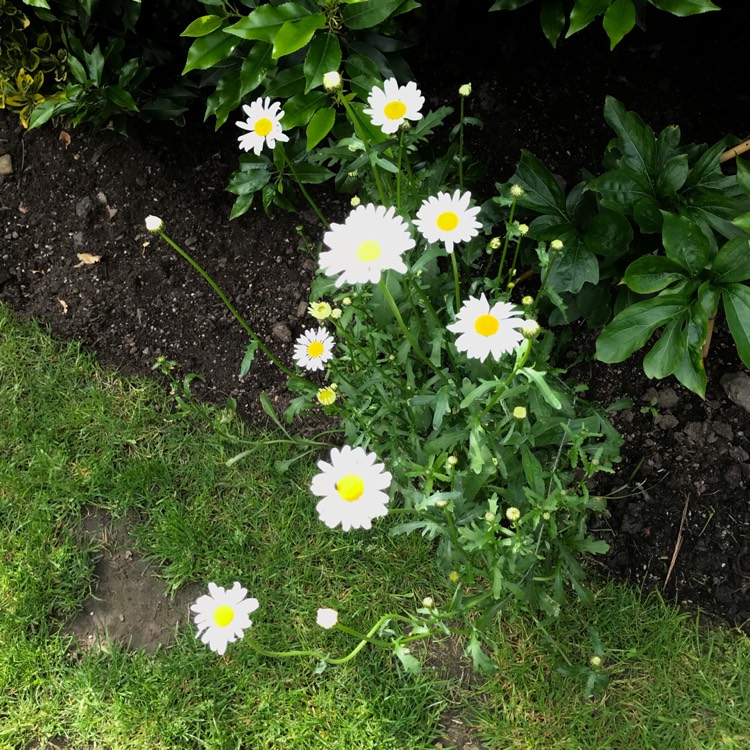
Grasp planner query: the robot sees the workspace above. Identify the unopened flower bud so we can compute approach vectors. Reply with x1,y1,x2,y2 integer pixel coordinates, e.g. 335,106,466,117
342,297,352,306
489,237,502,250
484,511,496,523
521,320,541,339
521,295,534,306
330,308,342,319
322,70,342,92
510,184,525,198
513,406,527,419
145,215,164,233
448,571,459,583
550,239,564,251
518,223,529,235
435,500,448,509
447,455,458,466
348,169,358,177
590,655,602,668
422,597,434,608
505,506,521,522
308,301,332,320
351,196,361,207
458,82,472,97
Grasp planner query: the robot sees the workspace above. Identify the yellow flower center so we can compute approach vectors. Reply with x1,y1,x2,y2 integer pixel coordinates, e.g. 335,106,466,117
336,473,364,502
384,100,407,120
254,117,273,136
474,314,499,337
436,211,459,231
213,604,235,627
355,239,382,262
307,341,325,358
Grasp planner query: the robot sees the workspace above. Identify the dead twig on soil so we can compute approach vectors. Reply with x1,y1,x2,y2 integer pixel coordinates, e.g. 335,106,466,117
663,492,691,592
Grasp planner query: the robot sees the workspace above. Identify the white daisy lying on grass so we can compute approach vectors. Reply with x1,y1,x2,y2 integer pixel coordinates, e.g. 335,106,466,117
191,582,259,656
236,97,289,155
293,327,335,371
319,203,415,286
413,190,481,254
364,78,424,135
310,445,392,531
316,608,339,629
447,293,525,362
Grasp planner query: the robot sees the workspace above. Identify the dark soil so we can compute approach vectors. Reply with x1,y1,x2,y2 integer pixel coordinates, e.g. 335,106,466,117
2,0,750,658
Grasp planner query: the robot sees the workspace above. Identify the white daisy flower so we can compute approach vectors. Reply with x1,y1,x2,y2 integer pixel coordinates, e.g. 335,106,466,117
236,97,289,155
145,215,164,233
310,445,392,531
318,203,415,287
293,327,335,372
190,582,259,656
316,608,339,629
363,78,424,135
447,294,524,362
413,190,482,254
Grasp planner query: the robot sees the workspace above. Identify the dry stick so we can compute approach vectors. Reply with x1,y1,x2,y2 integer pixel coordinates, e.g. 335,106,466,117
720,138,750,163
663,492,691,592
702,310,718,361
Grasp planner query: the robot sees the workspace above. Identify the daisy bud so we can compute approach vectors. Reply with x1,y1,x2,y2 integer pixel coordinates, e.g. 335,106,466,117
447,455,458,466
322,70,342,92
513,406,527,420
145,215,164,233
542,511,551,520
448,571,460,583
590,655,602,668
492,457,499,466
521,295,534,306
510,184,525,198
507,282,515,290
317,608,339,629
458,82,472,97
348,170,359,177
435,500,448,509
330,308,342,319
489,237,502,250
422,597,434,608
506,507,521,522
484,511,496,523
550,239,564,251
308,300,332,320
518,223,529,235
317,387,337,406
350,196,361,207
520,320,541,339
342,297,352,306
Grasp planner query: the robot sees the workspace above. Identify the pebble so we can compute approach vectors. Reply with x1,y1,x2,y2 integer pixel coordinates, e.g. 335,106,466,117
271,321,292,342
656,387,679,409
76,196,93,219
721,372,750,414
655,414,679,430
0,154,13,175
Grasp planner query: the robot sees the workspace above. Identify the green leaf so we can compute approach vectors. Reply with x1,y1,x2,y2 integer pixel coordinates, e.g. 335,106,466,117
595,294,691,363
721,283,750,368
490,0,535,8
711,236,750,283
306,107,335,150
264,65,305,98
292,162,335,184
642,313,687,379
683,140,725,190
539,0,565,47
230,192,254,220
736,157,750,197
656,153,689,196
67,55,87,84
303,33,342,92
661,211,711,277
519,368,562,409
509,150,567,217
341,0,406,29
566,0,610,38
648,0,719,16
603,96,656,182
282,90,327,128
240,42,273,97
582,209,633,257
674,303,707,397
272,13,325,59
183,28,238,74
733,211,750,234
240,340,259,377
622,256,687,293
547,242,599,294
586,168,653,212
103,85,138,111
181,15,224,37
227,164,272,195
603,0,636,49
224,3,309,43
84,44,104,86
521,446,545,497
632,196,663,233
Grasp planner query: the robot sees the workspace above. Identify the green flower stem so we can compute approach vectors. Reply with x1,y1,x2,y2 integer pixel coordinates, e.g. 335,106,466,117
396,127,405,213
442,506,471,565
244,640,323,660
507,235,524,290
334,623,393,648
537,245,561,303
279,147,330,229
458,95,465,190
338,94,388,206
378,278,451,387
496,197,517,287
156,230,296,379
479,339,532,418
450,251,461,310
408,276,443,330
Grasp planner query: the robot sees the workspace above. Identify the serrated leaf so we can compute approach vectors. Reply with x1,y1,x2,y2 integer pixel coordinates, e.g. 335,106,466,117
240,340,259,377
272,13,325,59
303,33,341,92
603,0,636,49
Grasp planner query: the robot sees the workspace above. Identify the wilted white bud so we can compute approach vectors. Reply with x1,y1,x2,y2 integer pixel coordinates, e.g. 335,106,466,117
322,70,342,92
145,215,164,233
458,82,472,97
316,608,338,629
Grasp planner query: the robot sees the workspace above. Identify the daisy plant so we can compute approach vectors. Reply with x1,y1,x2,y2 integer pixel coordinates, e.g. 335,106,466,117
151,77,624,673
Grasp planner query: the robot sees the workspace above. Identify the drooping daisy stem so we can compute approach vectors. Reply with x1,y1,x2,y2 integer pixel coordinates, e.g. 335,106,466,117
278,146,330,229
156,230,296,379
378,277,451,387
495,196,517,287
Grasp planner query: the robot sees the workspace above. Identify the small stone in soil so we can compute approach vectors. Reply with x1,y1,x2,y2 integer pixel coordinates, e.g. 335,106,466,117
272,321,292,342
0,154,13,175
721,372,750,414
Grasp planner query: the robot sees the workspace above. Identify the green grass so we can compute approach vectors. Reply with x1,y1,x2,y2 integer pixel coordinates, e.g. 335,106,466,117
1,303,749,750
